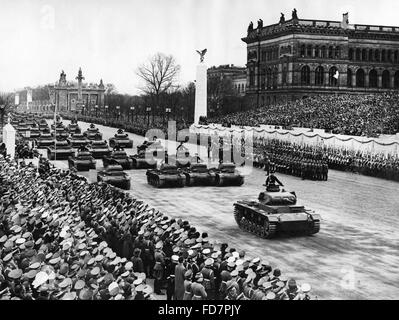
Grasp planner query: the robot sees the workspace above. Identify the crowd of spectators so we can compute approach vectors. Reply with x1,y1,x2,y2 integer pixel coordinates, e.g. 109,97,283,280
0,155,314,300
205,93,399,137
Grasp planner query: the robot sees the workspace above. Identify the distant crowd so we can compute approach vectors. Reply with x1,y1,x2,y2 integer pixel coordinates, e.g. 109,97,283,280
204,93,399,137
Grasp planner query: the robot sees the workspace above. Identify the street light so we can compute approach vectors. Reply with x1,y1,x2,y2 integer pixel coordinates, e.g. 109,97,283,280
130,106,136,122
95,105,98,118
146,106,151,127
165,107,171,125
116,106,120,120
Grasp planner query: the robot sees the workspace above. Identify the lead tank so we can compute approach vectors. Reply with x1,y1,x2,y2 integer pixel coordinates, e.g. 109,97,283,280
233,186,320,238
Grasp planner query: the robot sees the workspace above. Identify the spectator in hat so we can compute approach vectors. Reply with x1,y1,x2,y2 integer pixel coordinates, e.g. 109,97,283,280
131,248,144,273
165,274,175,300
153,244,165,295
183,270,193,300
201,258,215,300
191,273,207,300
174,256,186,300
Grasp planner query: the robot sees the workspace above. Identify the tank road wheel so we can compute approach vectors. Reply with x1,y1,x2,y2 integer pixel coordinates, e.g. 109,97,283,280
233,206,243,227
263,219,277,239
309,219,320,235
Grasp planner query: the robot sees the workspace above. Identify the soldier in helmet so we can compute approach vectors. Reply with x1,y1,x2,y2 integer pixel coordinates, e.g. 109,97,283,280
264,170,284,192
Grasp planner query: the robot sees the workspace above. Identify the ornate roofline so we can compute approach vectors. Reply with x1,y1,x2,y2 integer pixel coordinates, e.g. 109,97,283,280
242,18,399,44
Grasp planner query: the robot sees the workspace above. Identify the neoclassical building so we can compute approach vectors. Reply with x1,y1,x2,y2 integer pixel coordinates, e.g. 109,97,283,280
15,68,105,113
242,12,399,106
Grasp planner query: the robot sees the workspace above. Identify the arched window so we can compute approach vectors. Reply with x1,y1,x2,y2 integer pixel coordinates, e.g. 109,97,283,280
395,51,399,63
266,68,272,87
321,46,326,58
287,45,292,54
307,45,312,57
260,68,266,88
328,46,333,58
282,66,287,84
375,50,380,62
356,48,361,60
369,69,378,87
315,46,319,58
394,71,399,89
362,49,367,61
382,49,386,62
356,69,365,87
315,66,324,85
300,44,305,57
382,70,390,88
369,49,374,62
329,66,338,86
335,46,341,59
348,48,354,60
272,67,278,88
249,68,255,86
347,69,353,87
301,65,310,85
387,50,392,63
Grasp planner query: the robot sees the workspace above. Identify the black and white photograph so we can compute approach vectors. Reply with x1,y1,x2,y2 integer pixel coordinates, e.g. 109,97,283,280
1,0,399,308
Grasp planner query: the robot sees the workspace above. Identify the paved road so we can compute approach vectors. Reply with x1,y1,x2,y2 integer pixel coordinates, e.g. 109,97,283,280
42,120,399,300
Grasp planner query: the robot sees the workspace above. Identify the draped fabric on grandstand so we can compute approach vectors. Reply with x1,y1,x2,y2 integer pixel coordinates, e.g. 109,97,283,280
190,124,399,157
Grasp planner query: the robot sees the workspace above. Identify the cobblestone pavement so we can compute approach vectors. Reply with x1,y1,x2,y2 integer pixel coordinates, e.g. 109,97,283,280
41,120,399,300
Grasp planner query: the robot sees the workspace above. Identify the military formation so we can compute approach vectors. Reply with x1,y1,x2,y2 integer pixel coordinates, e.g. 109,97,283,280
252,139,328,181
0,154,313,300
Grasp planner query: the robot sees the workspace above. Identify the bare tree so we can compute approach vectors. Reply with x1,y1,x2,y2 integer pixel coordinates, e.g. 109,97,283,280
0,92,13,129
105,83,118,95
136,53,180,107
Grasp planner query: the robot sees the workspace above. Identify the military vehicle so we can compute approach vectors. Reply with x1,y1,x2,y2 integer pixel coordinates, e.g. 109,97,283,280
54,127,69,140
68,133,89,148
36,132,55,148
182,163,217,186
67,119,80,134
46,140,75,160
212,163,244,186
84,123,103,140
102,148,134,170
38,120,50,132
130,150,157,169
68,147,96,171
109,129,133,148
28,126,41,139
136,140,165,158
88,140,112,159
97,163,131,190
233,184,320,239
146,163,185,188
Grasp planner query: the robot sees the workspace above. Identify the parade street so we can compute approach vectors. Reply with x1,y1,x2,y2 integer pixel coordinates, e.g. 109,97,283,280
43,120,399,300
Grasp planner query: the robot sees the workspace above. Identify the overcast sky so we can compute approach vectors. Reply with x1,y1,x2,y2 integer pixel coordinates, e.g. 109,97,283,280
1,0,399,95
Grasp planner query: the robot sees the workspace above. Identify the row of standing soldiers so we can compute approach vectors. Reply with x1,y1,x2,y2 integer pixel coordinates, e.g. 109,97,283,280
254,152,328,181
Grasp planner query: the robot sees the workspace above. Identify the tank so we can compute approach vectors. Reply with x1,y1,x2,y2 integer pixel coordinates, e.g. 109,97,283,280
102,149,134,170
88,140,112,159
146,163,185,188
46,140,75,160
182,163,217,186
84,124,103,140
68,149,96,171
68,120,80,134
167,144,198,168
51,121,65,130
54,127,69,140
68,133,89,148
136,140,165,158
109,129,133,148
212,163,244,186
129,150,157,169
97,164,131,190
36,133,55,148
233,187,320,239
38,120,50,132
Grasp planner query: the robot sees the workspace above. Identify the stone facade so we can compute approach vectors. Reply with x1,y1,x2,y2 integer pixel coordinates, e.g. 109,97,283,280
242,13,399,107
16,69,105,113
207,64,247,95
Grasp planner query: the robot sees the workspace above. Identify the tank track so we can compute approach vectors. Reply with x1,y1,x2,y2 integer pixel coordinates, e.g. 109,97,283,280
234,205,277,239
309,219,320,235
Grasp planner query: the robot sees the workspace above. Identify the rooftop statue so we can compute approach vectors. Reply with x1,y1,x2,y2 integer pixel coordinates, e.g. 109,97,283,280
280,13,285,23
247,21,253,33
292,8,298,20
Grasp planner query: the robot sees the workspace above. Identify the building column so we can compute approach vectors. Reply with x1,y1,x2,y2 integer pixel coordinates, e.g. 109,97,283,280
378,73,382,88
324,70,329,86
390,73,395,88
287,62,293,85
352,73,356,87
310,69,315,85
365,72,369,87
277,63,282,86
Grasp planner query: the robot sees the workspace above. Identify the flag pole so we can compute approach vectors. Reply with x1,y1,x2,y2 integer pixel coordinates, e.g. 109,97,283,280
54,103,57,161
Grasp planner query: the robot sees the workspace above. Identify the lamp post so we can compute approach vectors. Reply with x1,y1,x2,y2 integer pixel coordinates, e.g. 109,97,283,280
105,105,108,119
146,106,151,128
95,105,98,118
116,105,120,120
165,107,171,125
130,106,135,123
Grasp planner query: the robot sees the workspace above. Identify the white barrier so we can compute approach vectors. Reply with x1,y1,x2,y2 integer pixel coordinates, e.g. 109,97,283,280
190,124,399,156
